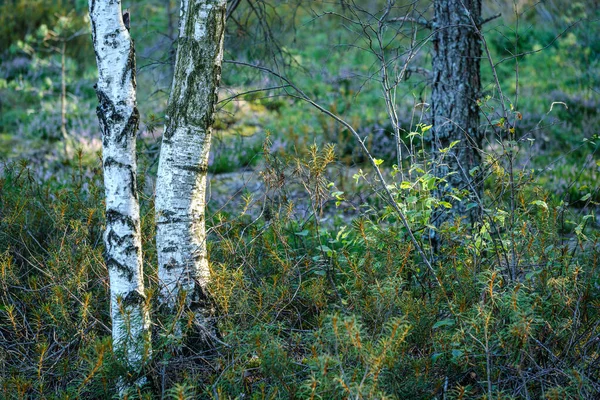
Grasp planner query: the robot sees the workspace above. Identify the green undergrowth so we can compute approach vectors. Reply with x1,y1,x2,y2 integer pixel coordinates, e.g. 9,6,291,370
0,154,159,398
3,141,598,398
0,1,599,398
0,156,112,397
204,145,600,399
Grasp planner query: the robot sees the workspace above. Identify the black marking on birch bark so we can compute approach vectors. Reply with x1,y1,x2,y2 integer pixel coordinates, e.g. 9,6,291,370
90,9,100,63
164,257,179,270
105,256,134,281
160,209,177,218
162,118,177,141
156,217,183,224
95,89,126,145
190,283,212,308
122,39,136,87
123,290,146,307
116,107,139,146
129,167,138,201
102,158,138,201
186,283,221,349
123,11,130,32
176,164,208,173
162,246,177,253
162,129,174,141
192,253,207,262
95,89,114,117
106,209,137,232
97,113,108,147
103,30,120,49
104,156,129,169
106,230,138,256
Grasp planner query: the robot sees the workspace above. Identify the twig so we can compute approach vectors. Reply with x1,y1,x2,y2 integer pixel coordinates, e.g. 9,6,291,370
387,16,432,29
481,13,501,25
223,59,438,282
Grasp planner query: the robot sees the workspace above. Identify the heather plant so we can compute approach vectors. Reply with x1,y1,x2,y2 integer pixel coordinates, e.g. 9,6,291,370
202,134,600,398
0,156,114,397
1,0,599,398
1,133,599,399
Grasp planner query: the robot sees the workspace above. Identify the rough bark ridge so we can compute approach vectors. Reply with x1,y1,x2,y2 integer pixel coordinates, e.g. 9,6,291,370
155,0,226,345
89,0,150,375
431,0,483,234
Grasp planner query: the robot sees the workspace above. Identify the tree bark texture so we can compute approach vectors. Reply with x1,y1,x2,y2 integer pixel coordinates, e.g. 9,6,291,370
431,0,483,232
155,0,226,343
89,0,150,374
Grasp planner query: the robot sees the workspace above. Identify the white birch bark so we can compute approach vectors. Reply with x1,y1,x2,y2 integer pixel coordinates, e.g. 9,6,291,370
88,0,150,377
155,0,226,344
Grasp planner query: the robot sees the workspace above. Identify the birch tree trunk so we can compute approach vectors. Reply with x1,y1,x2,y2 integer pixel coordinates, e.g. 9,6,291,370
89,0,150,379
431,0,483,235
155,0,226,345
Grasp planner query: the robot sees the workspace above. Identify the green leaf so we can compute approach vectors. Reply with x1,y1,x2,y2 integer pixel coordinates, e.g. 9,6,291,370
525,269,542,280
465,202,478,211
440,140,460,152
426,176,436,190
439,201,453,209
451,349,464,359
580,193,591,202
317,245,333,254
374,158,384,166
530,200,548,210
432,318,455,329
295,230,309,236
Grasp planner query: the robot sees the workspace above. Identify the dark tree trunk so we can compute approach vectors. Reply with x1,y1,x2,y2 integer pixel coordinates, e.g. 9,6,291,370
431,0,483,236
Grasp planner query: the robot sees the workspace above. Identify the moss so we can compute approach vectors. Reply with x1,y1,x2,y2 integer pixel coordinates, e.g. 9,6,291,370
164,1,226,141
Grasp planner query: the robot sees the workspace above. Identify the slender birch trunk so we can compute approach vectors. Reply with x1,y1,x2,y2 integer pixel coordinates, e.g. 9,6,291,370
431,0,483,235
155,0,226,345
89,0,150,378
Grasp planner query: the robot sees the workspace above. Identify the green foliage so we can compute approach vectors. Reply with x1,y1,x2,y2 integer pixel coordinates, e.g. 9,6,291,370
484,2,600,156
0,0,88,56
2,122,599,399
0,7,93,144
200,139,600,398
209,132,263,174
0,157,114,397
0,0,599,398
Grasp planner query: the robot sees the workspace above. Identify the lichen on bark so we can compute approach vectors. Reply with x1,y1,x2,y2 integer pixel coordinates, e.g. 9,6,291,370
155,0,227,348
